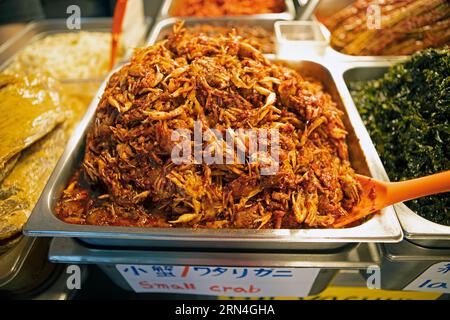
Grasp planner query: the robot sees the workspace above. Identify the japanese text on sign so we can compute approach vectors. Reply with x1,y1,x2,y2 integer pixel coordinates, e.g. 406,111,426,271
116,264,320,297
404,262,450,293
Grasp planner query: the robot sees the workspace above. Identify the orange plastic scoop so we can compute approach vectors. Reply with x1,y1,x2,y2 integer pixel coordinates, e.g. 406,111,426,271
334,170,450,228
110,0,128,70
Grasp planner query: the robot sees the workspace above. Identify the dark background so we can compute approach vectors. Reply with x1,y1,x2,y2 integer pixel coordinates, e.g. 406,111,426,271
0,0,163,24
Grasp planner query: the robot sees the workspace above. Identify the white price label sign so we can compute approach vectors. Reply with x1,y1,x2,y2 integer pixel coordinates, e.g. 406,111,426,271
404,262,450,293
116,264,320,297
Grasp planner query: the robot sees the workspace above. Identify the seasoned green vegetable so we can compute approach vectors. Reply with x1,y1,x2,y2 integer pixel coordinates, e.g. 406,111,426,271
350,47,450,225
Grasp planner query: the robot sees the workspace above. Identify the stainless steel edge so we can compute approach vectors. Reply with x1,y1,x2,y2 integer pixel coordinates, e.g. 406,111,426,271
381,240,450,262
48,238,381,268
158,0,295,21
146,17,279,47
336,61,450,247
395,203,450,247
33,265,88,300
0,18,114,70
0,18,153,71
0,237,36,288
24,59,403,249
377,240,450,291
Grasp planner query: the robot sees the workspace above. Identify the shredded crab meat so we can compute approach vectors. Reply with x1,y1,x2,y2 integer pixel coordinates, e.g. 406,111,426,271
55,22,362,229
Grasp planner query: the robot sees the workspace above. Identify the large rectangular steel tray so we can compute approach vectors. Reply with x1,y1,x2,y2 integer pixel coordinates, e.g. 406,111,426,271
147,17,279,55
24,59,403,251
339,61,450,249
158,0,296,20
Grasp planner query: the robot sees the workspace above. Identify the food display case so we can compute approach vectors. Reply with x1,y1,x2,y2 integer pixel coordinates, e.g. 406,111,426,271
1,0,449,300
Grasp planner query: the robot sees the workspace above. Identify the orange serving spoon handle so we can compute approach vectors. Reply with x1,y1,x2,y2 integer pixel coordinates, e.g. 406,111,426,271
110,0,128,70
333,170,450,228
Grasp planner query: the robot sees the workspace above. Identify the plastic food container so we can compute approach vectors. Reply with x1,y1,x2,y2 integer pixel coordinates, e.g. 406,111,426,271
274,21,327,60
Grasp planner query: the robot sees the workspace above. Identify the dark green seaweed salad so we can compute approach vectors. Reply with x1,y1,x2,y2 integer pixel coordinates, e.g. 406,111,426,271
350,47,450,226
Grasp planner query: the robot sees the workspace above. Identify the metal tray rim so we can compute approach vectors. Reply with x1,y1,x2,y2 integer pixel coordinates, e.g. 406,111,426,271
24,59,403,245
0,237,37,287
147,16,280,47
338,61,450,240
48,237,381,268
158,0,296,20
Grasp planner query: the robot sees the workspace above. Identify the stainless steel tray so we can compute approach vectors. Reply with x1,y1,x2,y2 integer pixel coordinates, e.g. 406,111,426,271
0,237,56,294
0,17,152,73
312,0,406,62
0,18,140,294
0,18,113,71
376,240,450,291
48,238,381,295
49,238,380,268
0,17,112,283
158,0,296,20
147,17,278,52
24,59,402,250
338,61,450,248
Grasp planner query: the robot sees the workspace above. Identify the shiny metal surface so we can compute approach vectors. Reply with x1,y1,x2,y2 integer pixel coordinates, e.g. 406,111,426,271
33,265,88,300
339,62,450,248
0,237,56,294
48,238,381,268
376,240,450,290
0,18,114,71
24,59,402,250
0,237,35,289
0,23,28,47
0,18,152,72
158,0,296,20
48,237,381,295
147,17,278,49
296,0,320,20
